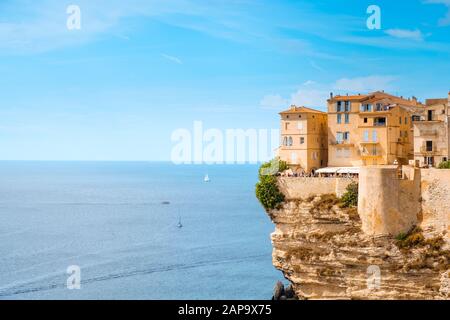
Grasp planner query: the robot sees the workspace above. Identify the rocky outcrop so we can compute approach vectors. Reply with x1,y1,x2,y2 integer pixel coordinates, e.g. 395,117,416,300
267,196,449,300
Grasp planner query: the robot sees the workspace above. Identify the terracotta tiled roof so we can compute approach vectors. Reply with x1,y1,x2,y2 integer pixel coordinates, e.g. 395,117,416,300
425,98,447,106
279,105,326,114
328,94,369,102
329,91,423,107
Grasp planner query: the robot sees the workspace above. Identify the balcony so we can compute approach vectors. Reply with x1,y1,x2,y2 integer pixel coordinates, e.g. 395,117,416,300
360,104,390,113
419,146,440,154
330,140,353,147
360,152,382,158
419,129,438,136
414,115,440,122
360,140,379,145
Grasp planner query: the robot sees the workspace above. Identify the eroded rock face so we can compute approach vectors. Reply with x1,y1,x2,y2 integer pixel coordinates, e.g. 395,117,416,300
268,198,449,300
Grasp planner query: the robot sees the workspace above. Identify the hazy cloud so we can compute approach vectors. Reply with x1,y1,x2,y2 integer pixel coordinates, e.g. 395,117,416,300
385,29,424,41
424,0,450,26
333,75,397,93
161,53,183,64
260,94,289,109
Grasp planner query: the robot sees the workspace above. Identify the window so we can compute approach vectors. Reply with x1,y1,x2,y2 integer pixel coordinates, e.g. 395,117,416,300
336,132,344,143
297,122,303,130
288,136,293,146
426,141,433,152
345,113,350,124
282,136,287,146
405,117,408,124
291,152,297,164
343,132,350,141
372,130,377,142
343,148,351,158
337,114,342,124
337,101,342,112
374,117,386,126
363,130,369,142
344,101,350,112
399,117,402,124
285,123,289,130
364,117,368,123
312,152,318,160
361,104,372,112
412,115,420,122
375,103,382,111
371,145,377,156
300,137,305,144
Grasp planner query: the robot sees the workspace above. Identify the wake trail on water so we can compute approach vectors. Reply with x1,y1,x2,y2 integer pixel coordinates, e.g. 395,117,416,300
0,254,267,298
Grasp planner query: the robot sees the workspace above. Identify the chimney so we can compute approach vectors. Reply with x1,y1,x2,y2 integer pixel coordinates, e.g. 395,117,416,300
330,92,333,99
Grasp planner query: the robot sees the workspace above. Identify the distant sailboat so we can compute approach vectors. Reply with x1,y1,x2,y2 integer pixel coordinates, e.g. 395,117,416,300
177,217,183,229
204,174,210,182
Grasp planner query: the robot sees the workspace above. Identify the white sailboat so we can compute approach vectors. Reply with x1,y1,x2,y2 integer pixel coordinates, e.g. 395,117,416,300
177,217,183,228
204,174,210,182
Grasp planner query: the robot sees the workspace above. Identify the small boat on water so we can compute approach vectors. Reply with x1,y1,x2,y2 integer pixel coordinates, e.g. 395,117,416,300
177,217,183,228
204,174,210,182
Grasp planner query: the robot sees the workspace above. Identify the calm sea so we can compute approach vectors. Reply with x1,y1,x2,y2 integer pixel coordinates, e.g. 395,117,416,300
0,162,281,299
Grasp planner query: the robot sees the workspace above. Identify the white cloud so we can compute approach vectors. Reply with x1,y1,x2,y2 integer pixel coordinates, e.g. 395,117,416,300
424,0,450,26
261,75,398,110
260,94,288,109
384,29,424,41
161,53,183,64
290,89,329,108
309,60,324,72
333,75,397,93
302,80,316,86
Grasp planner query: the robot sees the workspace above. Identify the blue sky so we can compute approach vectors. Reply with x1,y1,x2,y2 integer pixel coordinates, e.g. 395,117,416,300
0,0,449,160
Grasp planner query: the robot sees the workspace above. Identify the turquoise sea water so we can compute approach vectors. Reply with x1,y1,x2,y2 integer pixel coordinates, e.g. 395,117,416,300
0,162,280,299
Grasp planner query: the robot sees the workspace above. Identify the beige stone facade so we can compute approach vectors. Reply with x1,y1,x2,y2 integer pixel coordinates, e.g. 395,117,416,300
277,91,450,171
277,106,328,173
413,93,450,167
327,91,422,167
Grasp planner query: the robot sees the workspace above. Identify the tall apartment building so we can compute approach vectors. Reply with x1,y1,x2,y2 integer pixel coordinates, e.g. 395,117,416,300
278,106,328,173
413,93,450,167
327,91,423,167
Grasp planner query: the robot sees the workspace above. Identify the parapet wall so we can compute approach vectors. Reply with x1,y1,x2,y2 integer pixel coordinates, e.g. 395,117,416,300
278,167,450,242
277,177,356,200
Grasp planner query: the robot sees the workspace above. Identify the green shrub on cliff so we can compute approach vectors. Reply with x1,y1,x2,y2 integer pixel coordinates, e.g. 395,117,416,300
258,158,288,178
438,161,450,169
255,158,286,210
340,182,358,208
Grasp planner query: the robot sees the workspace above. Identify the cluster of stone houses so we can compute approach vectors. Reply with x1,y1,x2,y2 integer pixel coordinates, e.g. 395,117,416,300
277,91,450,173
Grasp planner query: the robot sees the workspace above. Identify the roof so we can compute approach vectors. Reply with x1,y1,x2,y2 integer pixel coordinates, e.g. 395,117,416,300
425,98,447,106
328,94,369,102
329,91,423,107
279,105,326,115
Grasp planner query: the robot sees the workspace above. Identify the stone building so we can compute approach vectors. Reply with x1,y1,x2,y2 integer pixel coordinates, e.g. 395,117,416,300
327,91,423,167
277,106,328,173
413,93,450,167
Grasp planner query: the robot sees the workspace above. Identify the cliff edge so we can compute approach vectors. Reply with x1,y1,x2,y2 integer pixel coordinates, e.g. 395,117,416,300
262,166,450,300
